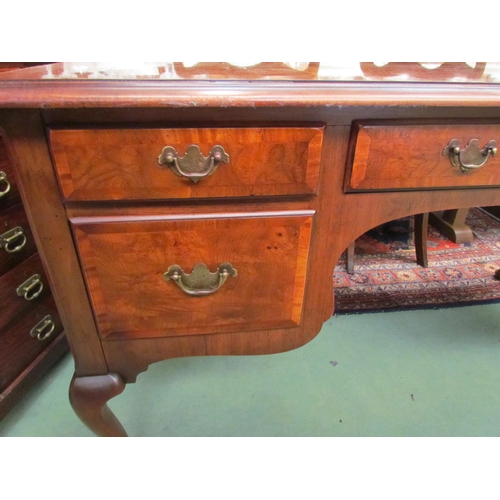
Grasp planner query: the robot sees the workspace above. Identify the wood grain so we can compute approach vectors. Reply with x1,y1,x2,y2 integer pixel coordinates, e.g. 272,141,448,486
72,213,313,339
101,126,500,383
348,122,500,191
49,127,323,201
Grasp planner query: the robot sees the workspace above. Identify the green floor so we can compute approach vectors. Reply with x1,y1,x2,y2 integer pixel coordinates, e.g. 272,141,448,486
2,303,500,437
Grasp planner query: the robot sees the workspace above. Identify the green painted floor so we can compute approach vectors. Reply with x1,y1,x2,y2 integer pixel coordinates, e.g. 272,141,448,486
2,303,500,437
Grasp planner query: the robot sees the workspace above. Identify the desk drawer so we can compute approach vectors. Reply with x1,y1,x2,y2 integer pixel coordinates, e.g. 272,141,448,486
71,212,313,339
347,122,500,191
49,127,323,201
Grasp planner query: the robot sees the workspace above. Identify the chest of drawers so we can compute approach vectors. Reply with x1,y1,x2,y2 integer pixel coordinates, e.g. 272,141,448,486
0,134,67,420
1,62,500,435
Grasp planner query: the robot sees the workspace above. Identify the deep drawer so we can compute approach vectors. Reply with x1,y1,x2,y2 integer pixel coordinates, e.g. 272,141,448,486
347,122,500,191
71,212,314,339
49,127,324,201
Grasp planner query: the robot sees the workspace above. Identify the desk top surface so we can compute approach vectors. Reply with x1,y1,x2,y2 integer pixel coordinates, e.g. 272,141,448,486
1,62,500,108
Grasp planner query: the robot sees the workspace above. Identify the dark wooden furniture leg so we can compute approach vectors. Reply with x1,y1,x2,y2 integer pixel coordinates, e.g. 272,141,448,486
346,242,355,274
346,214,429,273
414,213,429,268
429,208,473,244
69,373,128,437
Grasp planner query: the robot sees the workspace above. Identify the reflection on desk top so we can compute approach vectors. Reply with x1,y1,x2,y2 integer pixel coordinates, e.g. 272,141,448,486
0,62,499,83
1,62,500,109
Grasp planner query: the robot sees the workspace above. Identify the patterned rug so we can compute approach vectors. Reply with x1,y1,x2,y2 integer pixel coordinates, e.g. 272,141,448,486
334,208,500,314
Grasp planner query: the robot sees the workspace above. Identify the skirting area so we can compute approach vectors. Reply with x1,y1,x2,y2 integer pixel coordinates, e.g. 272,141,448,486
334,208,500,314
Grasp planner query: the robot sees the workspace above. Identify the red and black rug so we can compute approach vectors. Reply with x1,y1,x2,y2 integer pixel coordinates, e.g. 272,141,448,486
334,208,500,314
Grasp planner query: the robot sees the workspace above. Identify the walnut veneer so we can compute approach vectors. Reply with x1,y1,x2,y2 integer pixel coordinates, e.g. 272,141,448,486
1,62,500,435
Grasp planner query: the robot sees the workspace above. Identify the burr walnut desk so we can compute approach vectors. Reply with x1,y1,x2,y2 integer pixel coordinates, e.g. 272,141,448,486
1,62,500,436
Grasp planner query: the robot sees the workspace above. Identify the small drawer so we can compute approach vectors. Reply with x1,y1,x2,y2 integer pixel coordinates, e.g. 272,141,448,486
0,203,37,277
0,253,50,331
71,212,314,339
347,122,500,191
0,295,63,393
48,127,323,201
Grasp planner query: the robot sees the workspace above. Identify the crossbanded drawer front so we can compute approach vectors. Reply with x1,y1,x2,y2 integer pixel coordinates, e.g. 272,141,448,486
347,122,500,191
49,127,324,201
71,212,314,339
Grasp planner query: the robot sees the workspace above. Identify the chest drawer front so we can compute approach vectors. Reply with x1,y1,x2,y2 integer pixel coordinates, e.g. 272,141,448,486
71,212,313,339
49,127,323,201
0,203,37,277
347,122,500,191
0,253,50,331
0,295,63,393
0,136,21,210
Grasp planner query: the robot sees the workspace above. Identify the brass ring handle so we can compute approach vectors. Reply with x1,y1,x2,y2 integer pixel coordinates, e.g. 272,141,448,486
30,315,55,341
16,274,44,301
444,139,498,172
0,171,11,198
158,145,229,183
0,226,27,253
163,262,237,296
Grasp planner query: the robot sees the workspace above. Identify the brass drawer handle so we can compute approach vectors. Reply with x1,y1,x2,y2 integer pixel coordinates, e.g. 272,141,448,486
158,145,229,183
0,171,11,198
30,315,55,341
444,139,498,172
16,273,44,301
164,262,237,296
0,226,27,253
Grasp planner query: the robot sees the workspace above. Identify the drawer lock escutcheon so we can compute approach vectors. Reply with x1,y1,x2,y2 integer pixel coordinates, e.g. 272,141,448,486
444,139,498,172
30,315,55,341
158,145,229,183
0,171,11,198
16,274,44,301
0,226,27,253
164,262,237,296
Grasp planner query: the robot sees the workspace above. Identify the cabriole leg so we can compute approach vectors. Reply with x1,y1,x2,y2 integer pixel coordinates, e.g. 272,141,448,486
69,373,128,437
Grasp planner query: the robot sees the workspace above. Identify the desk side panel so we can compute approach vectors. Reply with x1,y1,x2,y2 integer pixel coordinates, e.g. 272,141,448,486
0,110,107,376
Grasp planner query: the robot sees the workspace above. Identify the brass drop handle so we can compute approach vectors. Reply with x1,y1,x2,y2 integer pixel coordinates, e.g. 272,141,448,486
164,262,237,296
0,226,27,253
16,274,44,301
158,144,229,183
30,315,55,341
0,171,11,198
444,139,498,172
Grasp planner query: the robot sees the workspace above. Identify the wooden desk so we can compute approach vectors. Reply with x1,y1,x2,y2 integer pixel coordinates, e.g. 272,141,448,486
1,62,500,436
